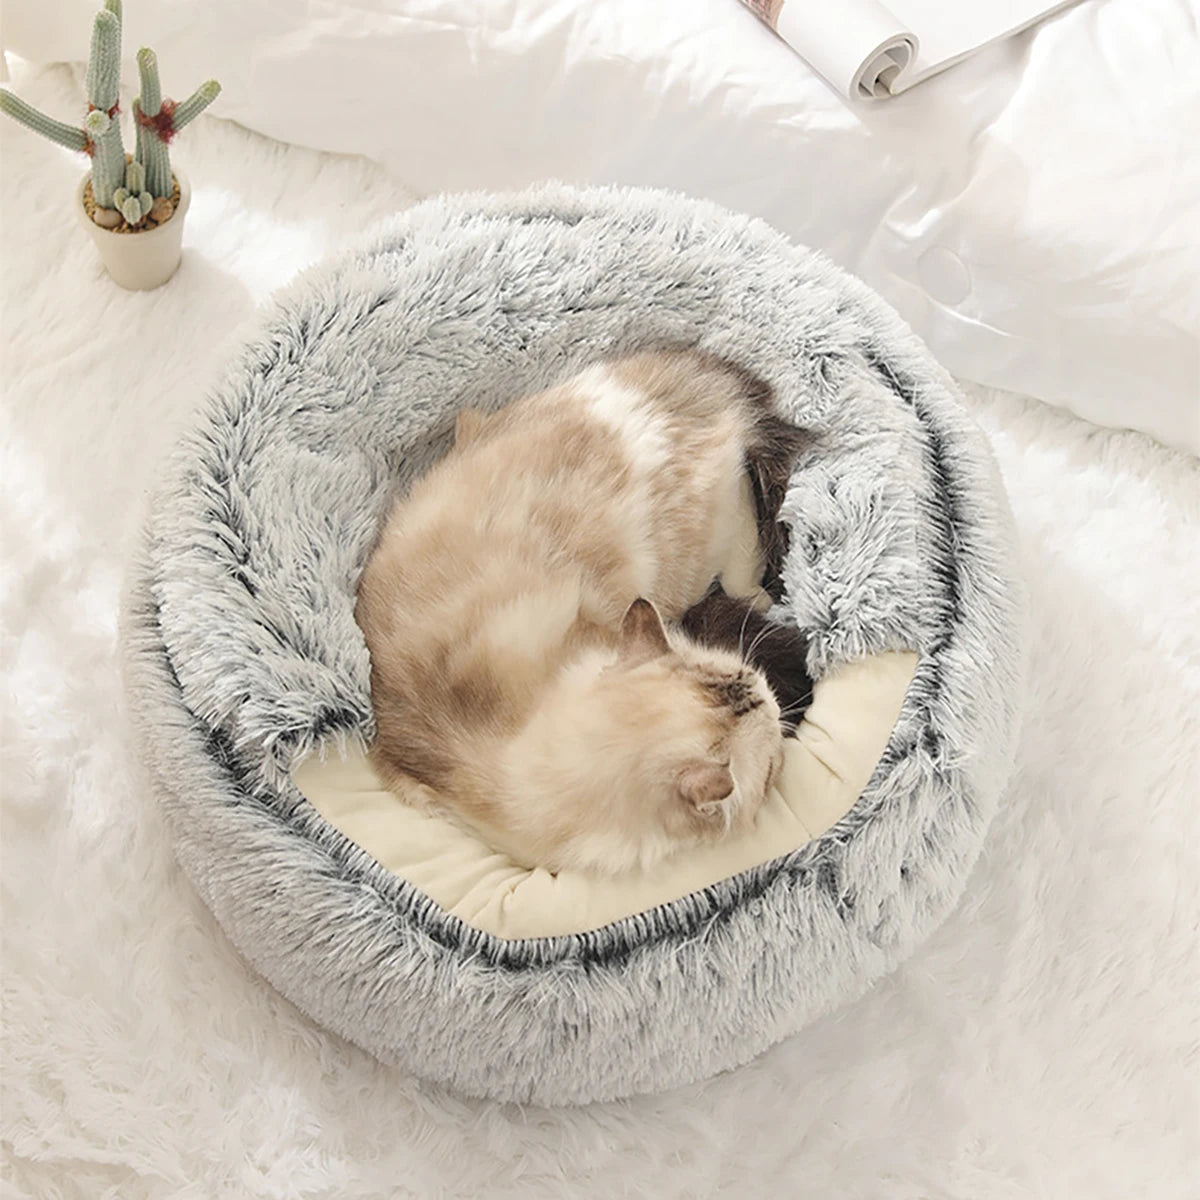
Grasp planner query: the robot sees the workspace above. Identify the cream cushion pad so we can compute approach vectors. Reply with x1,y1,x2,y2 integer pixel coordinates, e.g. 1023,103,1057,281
293,649,918,940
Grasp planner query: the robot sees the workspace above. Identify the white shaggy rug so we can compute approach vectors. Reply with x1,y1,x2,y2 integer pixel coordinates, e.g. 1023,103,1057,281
2,62,1197,1199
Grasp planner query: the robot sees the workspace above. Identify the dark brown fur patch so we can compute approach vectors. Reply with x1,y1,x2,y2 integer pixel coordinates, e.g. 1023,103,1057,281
734,369,811,602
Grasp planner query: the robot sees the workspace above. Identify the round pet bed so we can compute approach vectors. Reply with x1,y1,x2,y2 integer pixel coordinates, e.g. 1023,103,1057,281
123,183,1024,1106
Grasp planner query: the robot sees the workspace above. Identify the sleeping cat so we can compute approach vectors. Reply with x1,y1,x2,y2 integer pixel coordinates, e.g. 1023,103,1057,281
355,348,807,875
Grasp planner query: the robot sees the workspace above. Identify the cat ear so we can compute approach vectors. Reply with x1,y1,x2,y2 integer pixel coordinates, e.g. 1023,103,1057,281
619,597,671,659
454,407,490,446
675,761,735,816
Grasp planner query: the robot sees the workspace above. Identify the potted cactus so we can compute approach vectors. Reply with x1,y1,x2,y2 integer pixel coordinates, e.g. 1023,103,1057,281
0,0,219,290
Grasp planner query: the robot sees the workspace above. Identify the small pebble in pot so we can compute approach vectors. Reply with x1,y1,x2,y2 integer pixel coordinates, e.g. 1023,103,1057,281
149,196,175,224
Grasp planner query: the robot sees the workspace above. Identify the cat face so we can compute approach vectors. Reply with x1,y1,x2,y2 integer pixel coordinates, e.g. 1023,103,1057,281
498,600,784,875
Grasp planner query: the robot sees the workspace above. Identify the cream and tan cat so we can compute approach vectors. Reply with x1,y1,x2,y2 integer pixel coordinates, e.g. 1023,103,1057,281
355,349,804,875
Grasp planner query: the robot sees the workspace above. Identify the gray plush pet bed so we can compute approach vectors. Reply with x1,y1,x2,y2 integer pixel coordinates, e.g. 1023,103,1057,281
123,184,1024,1106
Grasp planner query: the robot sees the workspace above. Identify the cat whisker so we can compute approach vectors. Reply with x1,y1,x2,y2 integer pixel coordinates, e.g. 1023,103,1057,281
777,707,811,727
743,621,777,663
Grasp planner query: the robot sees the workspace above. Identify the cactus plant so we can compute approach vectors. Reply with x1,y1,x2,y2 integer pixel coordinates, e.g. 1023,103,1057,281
83,1,127,207
0,0,127,208
0,0,219,226
133,49,220,199
112,158,154,226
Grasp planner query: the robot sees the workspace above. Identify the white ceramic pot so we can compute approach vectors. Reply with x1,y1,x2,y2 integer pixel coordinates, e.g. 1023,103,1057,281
76,167,191,290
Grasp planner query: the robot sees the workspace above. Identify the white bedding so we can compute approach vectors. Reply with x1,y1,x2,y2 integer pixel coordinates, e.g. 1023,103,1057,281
5,0,1199,453
2,59,1198,1200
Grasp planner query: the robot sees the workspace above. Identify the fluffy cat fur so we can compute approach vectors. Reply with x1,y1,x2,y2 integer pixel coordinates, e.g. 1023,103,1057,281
355,349,803,875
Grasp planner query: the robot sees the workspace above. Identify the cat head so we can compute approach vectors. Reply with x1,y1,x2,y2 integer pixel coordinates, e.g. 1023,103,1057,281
498,598,784,875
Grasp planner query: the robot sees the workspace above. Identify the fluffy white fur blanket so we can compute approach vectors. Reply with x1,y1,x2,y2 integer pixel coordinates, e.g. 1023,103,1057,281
2,63,1196,1199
